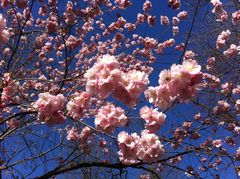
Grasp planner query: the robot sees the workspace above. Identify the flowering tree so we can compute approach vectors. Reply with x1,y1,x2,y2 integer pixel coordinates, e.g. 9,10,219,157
0,0,239,178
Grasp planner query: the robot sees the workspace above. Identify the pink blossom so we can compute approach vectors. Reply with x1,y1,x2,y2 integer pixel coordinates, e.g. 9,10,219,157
211,0,228,22
84,55,122,98
95,103,127,133
221,82,233,95
160,16,170,25
46,14,59,34
0,14,10,44
237,147,240,160
137,130,164,163
66,35,81,50
113,70,149,107
233,85,240,94
145,86,173,110
1,73,19,104
78,127,93,153
147,15,156,26
117,130,164,164
177,11,188,20
117,131,139,164
64,1,76,25
137,13,145,24
216,30,231,49
172,17,179,26
115,0,131,9
143,0,152,11
140,106,166,133
79,126,92,141
140,174,150,179
34,92,66,126
213,100,230,114
67,91,90,119
232,10,240,25
146,59,202,107
213,139,222,148
168,0,181,10
235,99,240,113
223,44,238,58
66,126,80,141
172,26,179,36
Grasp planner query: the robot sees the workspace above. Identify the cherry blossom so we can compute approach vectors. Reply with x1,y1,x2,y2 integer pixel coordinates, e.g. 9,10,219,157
95,103,127,133
34,92,66,126
140,106,166,133
67,91,90,119
0,14,10,44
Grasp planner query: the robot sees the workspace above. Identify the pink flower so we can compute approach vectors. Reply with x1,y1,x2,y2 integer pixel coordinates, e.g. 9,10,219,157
232,10,240,25
211,0,228,22
137,130,164,163
223,44,238,58
34,92,66,126
137,13,145,24
78,127,93,153
46,14,59,34
95,103,127,133
84,55,122,98
140,106,166,133
118,131,139,164
221,82,233,95
64,1,76,25
115,0,131,9
213,100,230,114
236,147,240,160
160,16,170,25
213,139,222,148
1,73,19,104
117,130,164,164
0,14,10,44
172,17,179,26
145,86,173,110
66,126,80,141
177,11,188,20
79,126,92,141
146,59,202,107
143,0,152,11
235,99,240,113
172,26,179,36
67,91,90,119
66,35,81,50
168,0,181,10
113,70,149,107
147,15,156,26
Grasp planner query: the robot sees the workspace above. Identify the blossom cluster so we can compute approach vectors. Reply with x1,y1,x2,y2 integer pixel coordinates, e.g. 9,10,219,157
95,103,128,133
216,30,231,49
232,10,240,25
140,106,166,133
211,0,228,22
84,55,149,106
1,73,19,104
34,92,66,126
0,14,9,45
145,58,202,109
118,130,164,164
66,126,93,153
66,91,90,119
